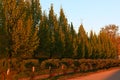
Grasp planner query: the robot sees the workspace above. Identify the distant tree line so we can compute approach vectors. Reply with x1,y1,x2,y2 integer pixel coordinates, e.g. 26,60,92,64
0,0,119,59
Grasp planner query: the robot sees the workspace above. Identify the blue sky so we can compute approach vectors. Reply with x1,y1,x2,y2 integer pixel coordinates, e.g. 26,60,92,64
40,0,120,33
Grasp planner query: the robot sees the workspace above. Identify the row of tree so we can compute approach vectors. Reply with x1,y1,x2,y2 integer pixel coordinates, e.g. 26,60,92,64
0,0,119,59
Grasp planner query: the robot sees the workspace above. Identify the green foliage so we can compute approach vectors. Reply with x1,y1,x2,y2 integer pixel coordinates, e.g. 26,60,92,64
61,58,74,66
0,0,7,57
0,0,118,60
1,0,39,59
31,0,42,27
0,58,120,79
0,59,8,71
39,59,120,76
0,1,119,80
40,59,60,69
24,59,39,67
15,59,39,72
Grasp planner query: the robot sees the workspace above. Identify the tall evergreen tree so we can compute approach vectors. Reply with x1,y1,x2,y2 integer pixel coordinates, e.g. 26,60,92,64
31,0,42,27
69,22,77,58
58,26,65,58
89,31,99,58
0,0,8,57
59,8,72,58
52,15,60,58
3,0,39,59
77,24,88,58
48,4,55,58
98,30,117,59
36,12,51,58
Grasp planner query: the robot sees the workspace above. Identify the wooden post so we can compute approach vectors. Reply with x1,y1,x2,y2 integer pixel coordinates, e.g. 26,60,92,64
49,66,52,77
7,68,10,75
32,66,35,72
62,64,65,75
6,68,11,80
30,66,35,80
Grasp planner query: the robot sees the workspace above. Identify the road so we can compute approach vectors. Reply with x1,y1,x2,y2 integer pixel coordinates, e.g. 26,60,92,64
68,68,120,80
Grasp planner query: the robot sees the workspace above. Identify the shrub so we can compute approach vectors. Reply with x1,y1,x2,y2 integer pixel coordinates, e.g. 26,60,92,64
0,59,8,71
70,60,80,72
20,59,39,71
61,58,74,67
40,59,60,69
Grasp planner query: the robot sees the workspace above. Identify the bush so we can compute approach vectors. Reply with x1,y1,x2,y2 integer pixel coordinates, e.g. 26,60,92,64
70,60,80,72
0,59,8,71
1,58,120,78
40,59,60,69
20,59,39,71
61,58,74,67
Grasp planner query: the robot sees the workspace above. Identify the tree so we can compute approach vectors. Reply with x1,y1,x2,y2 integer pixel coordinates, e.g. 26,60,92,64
12,16,39,58
89,31,99,59
69,22,77,58
0,0,8,57
100,24,118,58
3,0,39,59
77,24,88,58
36,12,50,58
50,14,60,58
101,24,118,38
0,0,4,27
36,4,59,59
58,8,72,58
48,4,55,58
31,0,42,27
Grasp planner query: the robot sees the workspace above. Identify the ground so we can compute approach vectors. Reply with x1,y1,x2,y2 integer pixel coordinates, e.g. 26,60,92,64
68,68,120,80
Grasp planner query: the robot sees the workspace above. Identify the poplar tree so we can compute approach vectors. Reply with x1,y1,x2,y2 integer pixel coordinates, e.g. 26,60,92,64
88,31,93,58
89,31,99,58
77,24,88,58
37,12,51,58
48,4,55,58
59,8,72,58
99,26,117,59
52,15,60,58
69,23,77,58
31,0,42,27
58,26,65,58
3,0,39,59
0,0,8,57
0,0,4,27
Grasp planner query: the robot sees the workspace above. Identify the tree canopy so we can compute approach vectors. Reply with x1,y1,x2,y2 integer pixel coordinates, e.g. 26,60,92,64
0,0,119,59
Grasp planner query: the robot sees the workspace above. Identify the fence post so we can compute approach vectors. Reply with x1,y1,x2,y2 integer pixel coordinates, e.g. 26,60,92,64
32,66,35,72
62,64,66,75
6,68,10,80
49,66,52,77
30,66,35,80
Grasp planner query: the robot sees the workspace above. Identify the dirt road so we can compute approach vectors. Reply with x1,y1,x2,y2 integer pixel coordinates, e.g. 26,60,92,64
68,68,120,80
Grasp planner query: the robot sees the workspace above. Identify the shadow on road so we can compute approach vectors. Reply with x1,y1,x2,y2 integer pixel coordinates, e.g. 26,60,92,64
105,70,120,80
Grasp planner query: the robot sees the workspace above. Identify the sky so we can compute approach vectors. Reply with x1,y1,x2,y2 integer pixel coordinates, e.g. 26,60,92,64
40,0,120,34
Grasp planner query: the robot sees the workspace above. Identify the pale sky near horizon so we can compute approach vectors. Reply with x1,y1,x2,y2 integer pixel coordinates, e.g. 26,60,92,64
40,0,120,34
